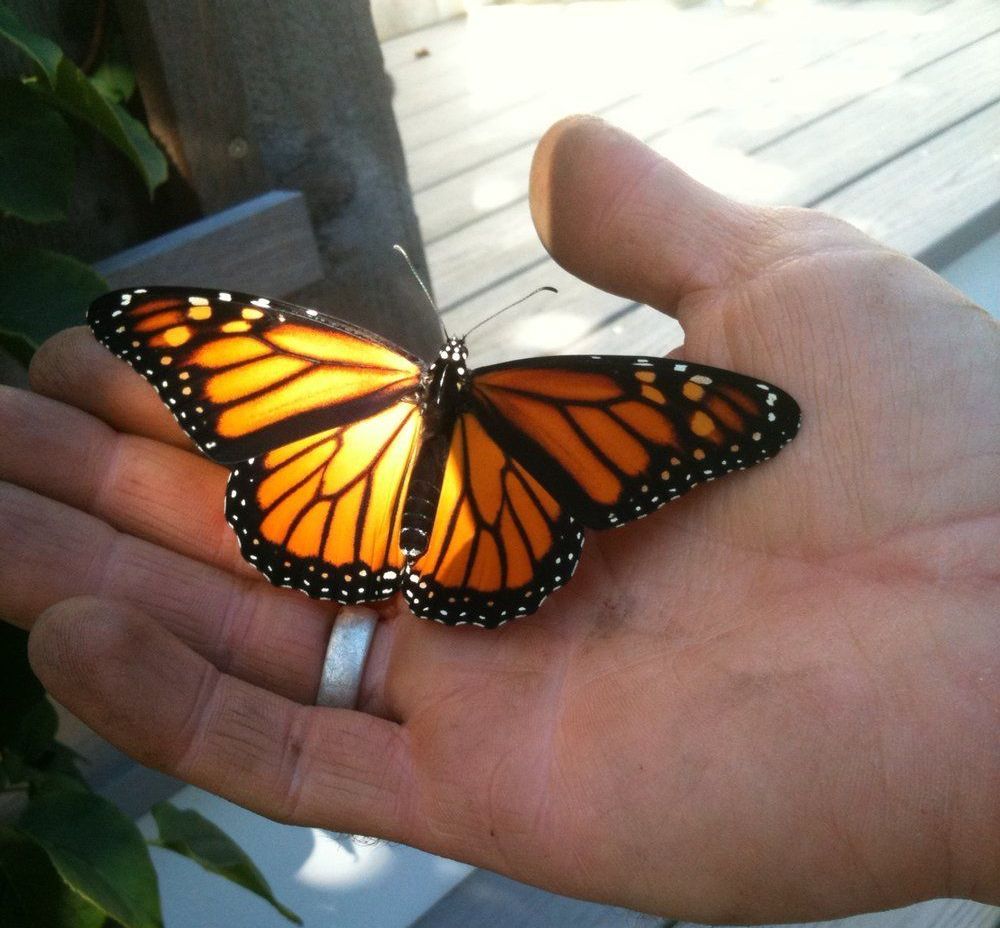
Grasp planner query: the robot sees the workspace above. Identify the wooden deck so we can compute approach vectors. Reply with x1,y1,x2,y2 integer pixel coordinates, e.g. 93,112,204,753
383,2,1000,926
385,0,999,368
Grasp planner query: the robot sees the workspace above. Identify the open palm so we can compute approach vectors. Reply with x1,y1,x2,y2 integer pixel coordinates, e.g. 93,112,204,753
2,117,996,923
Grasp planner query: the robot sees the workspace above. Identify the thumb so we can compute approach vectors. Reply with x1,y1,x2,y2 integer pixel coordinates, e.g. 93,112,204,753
530,115,770,316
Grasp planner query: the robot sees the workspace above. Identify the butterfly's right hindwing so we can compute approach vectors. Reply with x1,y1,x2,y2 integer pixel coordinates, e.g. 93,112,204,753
404,408,585,628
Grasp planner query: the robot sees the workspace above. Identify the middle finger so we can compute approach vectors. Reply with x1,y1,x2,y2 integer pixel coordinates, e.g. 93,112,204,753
0,479,332,704
0,384,255,578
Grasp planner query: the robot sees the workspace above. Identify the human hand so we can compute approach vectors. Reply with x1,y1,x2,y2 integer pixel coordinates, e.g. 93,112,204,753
2,116,997,923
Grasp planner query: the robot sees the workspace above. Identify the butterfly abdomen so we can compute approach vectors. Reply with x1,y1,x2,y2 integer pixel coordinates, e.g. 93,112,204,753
400,438,450,558
400,337,470,559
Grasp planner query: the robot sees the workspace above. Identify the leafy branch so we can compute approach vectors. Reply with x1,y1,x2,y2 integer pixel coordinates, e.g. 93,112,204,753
0,624,302,928
0,1,166,363
0,7,301,925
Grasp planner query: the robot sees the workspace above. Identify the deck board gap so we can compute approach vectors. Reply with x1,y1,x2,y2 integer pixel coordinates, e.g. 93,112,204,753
412,89,644,194
807,96,1000,208
750,26,1000,157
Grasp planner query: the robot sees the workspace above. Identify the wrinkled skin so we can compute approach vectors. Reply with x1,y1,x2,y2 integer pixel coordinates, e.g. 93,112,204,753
1,117,997,923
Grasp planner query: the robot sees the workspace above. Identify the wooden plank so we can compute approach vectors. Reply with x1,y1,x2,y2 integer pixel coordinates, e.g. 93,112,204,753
817,101,1000,264
676,897,1000,928
116,0,270,212
389,5,589,120
427,5,999,365
423,0,999,313
373,0,464,44
436,239,680,368
410,869,668,928
414,0,995,244
389,25,490,119
395,0,930,156
404,4,780,191
94,191,324,297
643,23,1000,207
412,16,879,243
381,12,466,70
450,259,678,369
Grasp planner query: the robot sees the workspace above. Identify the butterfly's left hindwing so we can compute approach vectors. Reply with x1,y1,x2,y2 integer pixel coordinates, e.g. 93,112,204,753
88,287,422,463
472,355,801,529
227,402,421,602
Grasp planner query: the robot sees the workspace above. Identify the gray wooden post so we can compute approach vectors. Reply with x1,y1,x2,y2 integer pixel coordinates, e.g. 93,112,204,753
117,0,441,359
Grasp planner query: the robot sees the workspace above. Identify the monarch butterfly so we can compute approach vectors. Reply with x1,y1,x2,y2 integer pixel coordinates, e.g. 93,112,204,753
88,281,800,628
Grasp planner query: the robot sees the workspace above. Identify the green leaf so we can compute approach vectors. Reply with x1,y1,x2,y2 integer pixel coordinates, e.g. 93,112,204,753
0,826,106,928
3,698,59,776
0,622,86,791
0,3,61,83
18,791,163,928
89,32,136,104
0,247,106,348
152,802,302,925
90,58,135,104
0,328,35,365
0,623,58,785
26,765,91,799
39,59,168,194
0,3,166,193
0,624,45,745
0,80,75,222
18,698,59,749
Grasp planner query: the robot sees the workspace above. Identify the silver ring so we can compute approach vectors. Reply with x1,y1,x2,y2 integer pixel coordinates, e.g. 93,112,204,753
316,606,378,709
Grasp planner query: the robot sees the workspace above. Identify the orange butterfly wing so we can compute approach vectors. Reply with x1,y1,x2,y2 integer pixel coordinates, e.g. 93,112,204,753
89,287,422,463
472,356,801,528
227,402,422,601
404,409,584,628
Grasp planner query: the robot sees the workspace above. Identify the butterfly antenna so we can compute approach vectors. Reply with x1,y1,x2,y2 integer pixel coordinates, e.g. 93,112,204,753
464,286,558,338
394,244,449,339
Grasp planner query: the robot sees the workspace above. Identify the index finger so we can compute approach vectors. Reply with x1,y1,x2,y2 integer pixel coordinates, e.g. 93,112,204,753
30,325,194,448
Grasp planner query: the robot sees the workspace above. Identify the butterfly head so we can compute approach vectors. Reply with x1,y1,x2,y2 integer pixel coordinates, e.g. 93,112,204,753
436,336,469,365
423,336,470,413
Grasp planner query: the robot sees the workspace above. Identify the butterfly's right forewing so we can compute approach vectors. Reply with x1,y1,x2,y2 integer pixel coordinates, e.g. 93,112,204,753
472,356,801,529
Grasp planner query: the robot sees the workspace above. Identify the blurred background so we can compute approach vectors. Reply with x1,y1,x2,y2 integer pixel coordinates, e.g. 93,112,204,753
380,0,999,368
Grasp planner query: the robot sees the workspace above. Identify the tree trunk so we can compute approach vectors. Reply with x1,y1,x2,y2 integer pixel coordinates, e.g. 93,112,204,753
118,0,440,359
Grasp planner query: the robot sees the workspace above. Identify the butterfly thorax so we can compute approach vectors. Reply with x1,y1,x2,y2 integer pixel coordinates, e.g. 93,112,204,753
400,337,471,559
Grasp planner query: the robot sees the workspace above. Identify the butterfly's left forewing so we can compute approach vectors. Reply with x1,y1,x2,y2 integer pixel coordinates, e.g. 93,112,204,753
89,287,422,463
404,409,584,628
